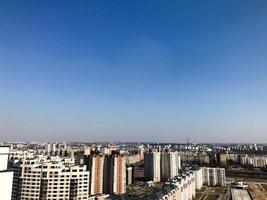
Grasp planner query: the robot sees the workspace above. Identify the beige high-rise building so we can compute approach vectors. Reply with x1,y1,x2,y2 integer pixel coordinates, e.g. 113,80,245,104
112,155,126,194
85,152,126,196
86,155,105,195
219,154,227,166
84,146,91,156
139,147,144,160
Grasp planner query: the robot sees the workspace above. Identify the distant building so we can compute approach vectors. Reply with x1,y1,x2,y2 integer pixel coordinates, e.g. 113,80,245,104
219,154,227,166
204,155,210,164
241,155,267,168
126,154,141,165
126,166,135,185
219,153,240,166
139,147,144,160
0,146,14,200
84,146,91,156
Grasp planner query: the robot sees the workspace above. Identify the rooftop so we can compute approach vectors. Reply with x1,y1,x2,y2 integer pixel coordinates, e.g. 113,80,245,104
231,189,252,200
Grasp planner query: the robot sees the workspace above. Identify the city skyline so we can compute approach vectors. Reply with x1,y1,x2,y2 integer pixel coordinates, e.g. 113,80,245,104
1,1,267,143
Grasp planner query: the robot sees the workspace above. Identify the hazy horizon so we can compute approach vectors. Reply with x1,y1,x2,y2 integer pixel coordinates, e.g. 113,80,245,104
1,1,267,143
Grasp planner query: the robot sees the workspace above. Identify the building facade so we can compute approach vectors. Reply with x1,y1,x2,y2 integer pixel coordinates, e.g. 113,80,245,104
11,157,89,200
84,152,126,196
241,155,267,168
0,146,14,200
144,151,181,182
160,172,195,200
144,151,161,182
202,167,226,187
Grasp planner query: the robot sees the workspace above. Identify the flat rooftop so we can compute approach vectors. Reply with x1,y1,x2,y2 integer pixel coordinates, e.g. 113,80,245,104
231,189,252,200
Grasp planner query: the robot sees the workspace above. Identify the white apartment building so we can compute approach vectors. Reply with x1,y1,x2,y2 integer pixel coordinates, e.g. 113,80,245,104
144,151,161,182
241,155,267,168
192,167,226,190
161,152,181,181
161,172,195,200
0,146,14,200
202,167,226,187
12,156,89,200
145,151,181,182
126,166,133,185
193,168,203,190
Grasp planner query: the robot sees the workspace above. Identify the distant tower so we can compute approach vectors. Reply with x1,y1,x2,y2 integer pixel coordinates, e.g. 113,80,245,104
187,137,190,146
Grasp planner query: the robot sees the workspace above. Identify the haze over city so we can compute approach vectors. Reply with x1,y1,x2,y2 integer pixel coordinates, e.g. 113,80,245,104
1,1,267,143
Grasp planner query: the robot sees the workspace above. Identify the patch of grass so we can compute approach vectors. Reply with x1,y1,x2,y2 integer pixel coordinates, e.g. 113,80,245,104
205,193,218,200
194,192,203,200
215,187,226,193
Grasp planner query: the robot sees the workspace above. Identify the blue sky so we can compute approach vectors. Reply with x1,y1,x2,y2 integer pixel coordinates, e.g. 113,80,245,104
1,1,267,143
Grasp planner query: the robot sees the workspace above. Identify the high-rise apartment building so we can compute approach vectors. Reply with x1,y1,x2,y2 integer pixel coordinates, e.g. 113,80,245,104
216,168,226,186
163,171,196,200
144,151,181,182
112,155,126,194
85,155,105,195
84,152,126,196
11,156,90,200
161,151,180,181
193,168,203,190
192,167,226,190
144,151,161,182
202,167,226,187
0,146,14,200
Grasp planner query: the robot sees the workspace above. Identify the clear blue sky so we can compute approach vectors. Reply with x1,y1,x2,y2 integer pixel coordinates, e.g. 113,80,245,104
1,1,267,143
